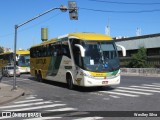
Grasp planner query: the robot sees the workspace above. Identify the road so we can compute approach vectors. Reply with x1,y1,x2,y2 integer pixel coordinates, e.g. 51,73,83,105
0,74,160,120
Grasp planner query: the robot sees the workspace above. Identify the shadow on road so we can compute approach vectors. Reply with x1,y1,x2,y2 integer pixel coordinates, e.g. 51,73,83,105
31,78,115,92
27,75,116,92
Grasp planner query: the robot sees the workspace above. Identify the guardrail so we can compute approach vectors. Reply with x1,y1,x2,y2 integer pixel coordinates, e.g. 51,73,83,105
121,68,160,77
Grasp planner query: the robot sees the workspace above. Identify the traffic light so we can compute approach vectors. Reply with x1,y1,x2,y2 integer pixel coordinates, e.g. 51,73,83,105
68,1,78,20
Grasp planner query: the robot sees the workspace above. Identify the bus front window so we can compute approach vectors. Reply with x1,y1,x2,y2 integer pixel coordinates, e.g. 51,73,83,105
82,41,120,72
18,55,30,67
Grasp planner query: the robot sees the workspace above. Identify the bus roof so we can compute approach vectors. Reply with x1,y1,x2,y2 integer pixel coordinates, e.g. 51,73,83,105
16,50,30,55
68,33,112,41
0,50,30,56
31,32,113,48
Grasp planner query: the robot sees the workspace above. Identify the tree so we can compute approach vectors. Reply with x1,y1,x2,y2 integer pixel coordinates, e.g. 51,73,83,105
0,47,4,54
128,46,148,68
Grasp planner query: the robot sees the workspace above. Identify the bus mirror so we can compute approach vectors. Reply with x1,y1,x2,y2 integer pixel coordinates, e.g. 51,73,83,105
116,44,126,57
75,44,85,57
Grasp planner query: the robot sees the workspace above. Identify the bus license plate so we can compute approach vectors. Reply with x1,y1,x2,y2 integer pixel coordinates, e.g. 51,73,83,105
102,81,108,84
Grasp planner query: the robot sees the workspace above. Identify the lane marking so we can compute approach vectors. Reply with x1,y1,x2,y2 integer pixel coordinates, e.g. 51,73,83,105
118,87,160,93
99,91,139,97
114,89,153,95
3,104,66,111
152,83,160,85
0,101,52,109
142,84,160,88
24,117,62,120
14,99,44,104
0,116,11,120
74,117,104,120
131,86,160,90
109,95,120,98
25,96,36,99
46,107,77,111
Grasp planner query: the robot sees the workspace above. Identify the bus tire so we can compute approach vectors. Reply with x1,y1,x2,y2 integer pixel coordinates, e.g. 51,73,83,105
38,72,43,82
35,71,38,81
66,74,74,90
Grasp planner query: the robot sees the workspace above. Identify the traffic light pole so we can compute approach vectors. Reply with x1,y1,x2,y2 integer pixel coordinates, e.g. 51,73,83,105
12,6,67,90
12,1,78,90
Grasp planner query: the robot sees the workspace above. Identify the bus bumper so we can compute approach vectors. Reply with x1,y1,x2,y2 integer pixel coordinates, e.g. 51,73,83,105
83,75,120,87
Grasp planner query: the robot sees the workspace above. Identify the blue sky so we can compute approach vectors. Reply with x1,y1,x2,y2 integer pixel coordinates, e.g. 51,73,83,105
0,0,160,50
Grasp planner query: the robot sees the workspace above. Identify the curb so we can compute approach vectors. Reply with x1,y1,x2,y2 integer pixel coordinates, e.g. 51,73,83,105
0,87,25,105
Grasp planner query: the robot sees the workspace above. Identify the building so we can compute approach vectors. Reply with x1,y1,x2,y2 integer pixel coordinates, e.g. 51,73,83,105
114,33,160,67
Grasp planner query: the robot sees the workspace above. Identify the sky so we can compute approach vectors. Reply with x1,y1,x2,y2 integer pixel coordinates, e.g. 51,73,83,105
0,0,160,50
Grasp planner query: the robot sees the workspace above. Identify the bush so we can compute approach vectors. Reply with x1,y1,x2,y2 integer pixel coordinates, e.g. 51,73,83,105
128,46,149,68
0,47,4,54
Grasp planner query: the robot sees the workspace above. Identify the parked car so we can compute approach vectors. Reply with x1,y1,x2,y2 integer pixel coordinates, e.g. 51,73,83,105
2,66,20,77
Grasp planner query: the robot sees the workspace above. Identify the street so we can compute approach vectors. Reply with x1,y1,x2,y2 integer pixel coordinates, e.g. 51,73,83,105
0,74,160,120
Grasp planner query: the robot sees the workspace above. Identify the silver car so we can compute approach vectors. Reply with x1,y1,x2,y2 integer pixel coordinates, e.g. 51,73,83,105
2,66,20,77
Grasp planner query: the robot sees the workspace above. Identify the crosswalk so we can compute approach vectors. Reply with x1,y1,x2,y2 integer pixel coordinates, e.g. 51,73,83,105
0,95,103,120
1,82,160,119
92,83,160,99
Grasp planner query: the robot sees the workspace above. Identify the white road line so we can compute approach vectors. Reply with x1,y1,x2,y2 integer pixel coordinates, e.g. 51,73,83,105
24,117,62,120
99,91,139,97
4,104,66,111
46,107,77,111
0,116,11,120
54,101,62,103
103,98,110,100
114,89,153,95
118,87,160,93
142,84,160,88
14,99,44,104
25,96,36,99
109,95,120,98
28,95,37,97
152,83,160,85
131,86,160,90
0,101,52,109
74,117,103,120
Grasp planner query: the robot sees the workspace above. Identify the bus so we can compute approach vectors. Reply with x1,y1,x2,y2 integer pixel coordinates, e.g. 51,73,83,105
0,50,30,73
30,33,126,89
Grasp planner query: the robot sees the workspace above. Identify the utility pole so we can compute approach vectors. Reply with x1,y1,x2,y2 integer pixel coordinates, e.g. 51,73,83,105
12,1,78,90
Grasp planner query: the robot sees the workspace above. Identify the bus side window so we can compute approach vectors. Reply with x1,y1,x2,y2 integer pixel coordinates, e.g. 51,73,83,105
46,45,50,56
61,41,71,58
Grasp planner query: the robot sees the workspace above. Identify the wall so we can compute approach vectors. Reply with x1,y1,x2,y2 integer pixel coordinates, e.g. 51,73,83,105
121,68,160,77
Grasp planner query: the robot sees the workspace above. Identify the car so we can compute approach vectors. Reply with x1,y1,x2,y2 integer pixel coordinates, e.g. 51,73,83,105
2,65,21,77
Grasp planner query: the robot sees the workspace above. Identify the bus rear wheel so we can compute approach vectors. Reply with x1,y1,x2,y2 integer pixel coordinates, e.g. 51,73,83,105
38,72,43,82
35,71,42,82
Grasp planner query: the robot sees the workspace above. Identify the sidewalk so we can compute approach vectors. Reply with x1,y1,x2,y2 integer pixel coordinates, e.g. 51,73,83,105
0,83,25,105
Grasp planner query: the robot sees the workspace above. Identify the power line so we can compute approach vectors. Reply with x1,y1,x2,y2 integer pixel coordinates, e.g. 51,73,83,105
80,7,160,13
88,0,160,5
0,33,14,38
0,12,62,38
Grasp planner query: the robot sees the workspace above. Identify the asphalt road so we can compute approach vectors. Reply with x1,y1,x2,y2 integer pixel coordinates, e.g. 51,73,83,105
0,74,160,120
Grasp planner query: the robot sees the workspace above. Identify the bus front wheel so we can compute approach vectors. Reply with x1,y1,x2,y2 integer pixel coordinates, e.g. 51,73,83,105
66,74,74,90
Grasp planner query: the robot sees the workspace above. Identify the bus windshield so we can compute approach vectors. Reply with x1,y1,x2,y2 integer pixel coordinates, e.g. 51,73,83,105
83,41,119,72
18,54,30,67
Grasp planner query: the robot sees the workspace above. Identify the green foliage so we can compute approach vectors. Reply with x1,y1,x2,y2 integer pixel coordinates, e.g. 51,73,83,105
128,46,148,68
0,47,4,54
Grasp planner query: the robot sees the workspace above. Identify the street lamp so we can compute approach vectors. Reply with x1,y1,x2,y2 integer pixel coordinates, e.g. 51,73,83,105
12,1,78,90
